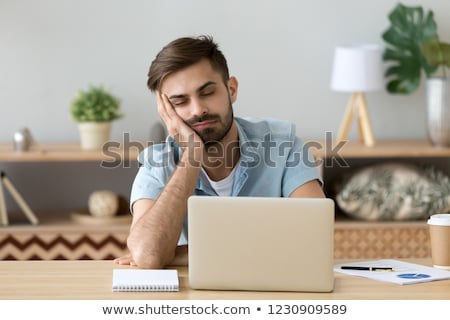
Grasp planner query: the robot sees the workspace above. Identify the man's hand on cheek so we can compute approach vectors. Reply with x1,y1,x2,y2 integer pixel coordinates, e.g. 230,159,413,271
156,92,204,162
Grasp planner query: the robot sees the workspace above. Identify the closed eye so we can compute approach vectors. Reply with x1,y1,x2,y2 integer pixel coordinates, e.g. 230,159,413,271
170,98,188,106
200,90,215,97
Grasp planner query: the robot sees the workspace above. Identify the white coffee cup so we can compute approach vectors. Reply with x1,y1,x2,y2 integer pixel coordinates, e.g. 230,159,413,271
427,213,450,270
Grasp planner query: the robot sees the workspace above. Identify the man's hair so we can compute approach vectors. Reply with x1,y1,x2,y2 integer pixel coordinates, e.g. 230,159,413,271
147,35,230,92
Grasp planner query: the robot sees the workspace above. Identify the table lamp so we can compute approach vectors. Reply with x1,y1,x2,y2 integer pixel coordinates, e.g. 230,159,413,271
330,45,383,147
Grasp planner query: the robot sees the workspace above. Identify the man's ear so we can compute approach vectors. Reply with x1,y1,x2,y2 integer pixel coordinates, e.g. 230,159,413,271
227,76,238,103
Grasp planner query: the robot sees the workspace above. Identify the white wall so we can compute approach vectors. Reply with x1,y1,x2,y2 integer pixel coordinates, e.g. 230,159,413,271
2,0,450,143
1,0,450,213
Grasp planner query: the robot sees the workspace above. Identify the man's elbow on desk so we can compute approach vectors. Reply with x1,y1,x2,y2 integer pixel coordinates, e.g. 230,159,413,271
128,249,170,269
127,246,187,269
126,239,174,269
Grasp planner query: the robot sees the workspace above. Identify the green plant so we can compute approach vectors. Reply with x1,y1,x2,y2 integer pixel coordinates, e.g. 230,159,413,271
421,41,450,70
382,3,450,94
70,85,123,122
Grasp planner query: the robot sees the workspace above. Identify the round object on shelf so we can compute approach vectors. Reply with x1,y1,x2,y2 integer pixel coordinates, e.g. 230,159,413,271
88,190,119,217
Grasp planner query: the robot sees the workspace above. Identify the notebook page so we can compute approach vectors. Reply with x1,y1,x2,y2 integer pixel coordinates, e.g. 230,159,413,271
112,269,179,291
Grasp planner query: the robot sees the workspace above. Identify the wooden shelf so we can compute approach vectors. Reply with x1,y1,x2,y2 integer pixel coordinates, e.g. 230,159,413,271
0,214,425,232
310,139,450,159
0,142,142,162
3,140,449,162
0,210,131,232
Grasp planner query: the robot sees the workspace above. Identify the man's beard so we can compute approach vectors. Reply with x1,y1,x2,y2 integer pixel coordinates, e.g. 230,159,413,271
185,100,234,147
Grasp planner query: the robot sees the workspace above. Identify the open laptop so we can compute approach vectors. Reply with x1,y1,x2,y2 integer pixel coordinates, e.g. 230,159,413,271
187,196,335,292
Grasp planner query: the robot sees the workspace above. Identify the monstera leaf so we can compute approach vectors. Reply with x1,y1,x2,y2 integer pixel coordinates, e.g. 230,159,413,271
382,3,439,94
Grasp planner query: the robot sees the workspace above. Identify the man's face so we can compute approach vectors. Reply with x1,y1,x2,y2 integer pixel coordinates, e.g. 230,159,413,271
160,59,238,144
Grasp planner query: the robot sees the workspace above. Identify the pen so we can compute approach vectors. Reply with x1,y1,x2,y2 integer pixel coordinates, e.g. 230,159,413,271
341,266,394,272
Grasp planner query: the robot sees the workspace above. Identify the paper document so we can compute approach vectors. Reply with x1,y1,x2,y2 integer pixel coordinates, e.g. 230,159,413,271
334,259,450,285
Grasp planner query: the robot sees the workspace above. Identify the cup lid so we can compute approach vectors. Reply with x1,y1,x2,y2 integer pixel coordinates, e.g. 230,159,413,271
427,214,450,226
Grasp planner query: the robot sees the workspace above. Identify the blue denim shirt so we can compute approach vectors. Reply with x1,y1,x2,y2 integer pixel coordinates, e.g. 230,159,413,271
130,117,322,245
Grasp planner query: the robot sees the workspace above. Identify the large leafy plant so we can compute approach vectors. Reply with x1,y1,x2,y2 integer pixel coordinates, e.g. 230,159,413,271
70,85,123,122
382,3,450,94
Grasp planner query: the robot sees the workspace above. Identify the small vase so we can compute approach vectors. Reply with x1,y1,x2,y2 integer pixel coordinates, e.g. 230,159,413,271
78,122,112,150
426,78,450,147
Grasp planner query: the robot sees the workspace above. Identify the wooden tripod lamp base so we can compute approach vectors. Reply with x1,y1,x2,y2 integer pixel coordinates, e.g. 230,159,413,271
336,92,375,147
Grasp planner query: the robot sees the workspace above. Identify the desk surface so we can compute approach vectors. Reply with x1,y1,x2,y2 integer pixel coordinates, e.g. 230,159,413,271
0,259,449,300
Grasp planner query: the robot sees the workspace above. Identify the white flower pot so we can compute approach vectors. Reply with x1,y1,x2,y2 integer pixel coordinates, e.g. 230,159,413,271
78,122,112,150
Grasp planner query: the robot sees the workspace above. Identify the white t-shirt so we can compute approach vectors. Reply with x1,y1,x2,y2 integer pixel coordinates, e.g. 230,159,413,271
200,166,238,196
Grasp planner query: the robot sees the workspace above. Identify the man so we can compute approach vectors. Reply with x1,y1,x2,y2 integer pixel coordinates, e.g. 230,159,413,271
115,35,325,269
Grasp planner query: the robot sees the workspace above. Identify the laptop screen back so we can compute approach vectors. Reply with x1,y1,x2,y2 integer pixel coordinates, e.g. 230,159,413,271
188,196,335,292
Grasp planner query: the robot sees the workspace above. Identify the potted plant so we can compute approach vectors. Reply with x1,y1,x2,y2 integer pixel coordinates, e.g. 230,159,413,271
70,85,123,150
382,3,450,147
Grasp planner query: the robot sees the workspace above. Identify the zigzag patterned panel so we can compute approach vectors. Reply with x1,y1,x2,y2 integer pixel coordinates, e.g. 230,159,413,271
334,225,430,259
1,224,431,260
0,232,128,260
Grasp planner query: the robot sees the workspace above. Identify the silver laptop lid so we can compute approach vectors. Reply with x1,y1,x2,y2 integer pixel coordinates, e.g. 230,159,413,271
188,196,335,292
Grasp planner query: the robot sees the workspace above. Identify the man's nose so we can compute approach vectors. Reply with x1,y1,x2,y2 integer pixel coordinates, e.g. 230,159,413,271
190,98,208,118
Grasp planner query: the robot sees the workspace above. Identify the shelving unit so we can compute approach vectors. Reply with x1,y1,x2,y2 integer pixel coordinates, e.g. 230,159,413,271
312,139,450,159
1,140,448,260
312,139,450,259
0,142,141,162
0,142,140,260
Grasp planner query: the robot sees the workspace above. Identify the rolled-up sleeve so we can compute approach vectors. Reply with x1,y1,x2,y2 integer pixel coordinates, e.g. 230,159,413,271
282,136,323,197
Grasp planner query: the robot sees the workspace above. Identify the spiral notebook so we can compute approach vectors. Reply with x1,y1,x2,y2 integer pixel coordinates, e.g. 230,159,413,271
112,269,179,292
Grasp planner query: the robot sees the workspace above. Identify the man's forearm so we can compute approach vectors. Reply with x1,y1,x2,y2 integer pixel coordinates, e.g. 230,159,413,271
127,151,201,268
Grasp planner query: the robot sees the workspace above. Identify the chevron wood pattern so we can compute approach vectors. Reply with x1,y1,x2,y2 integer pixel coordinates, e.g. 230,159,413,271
0,223,431,260
0,232,128,260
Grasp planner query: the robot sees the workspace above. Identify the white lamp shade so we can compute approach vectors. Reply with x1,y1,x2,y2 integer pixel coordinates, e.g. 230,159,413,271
330,45,383,92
